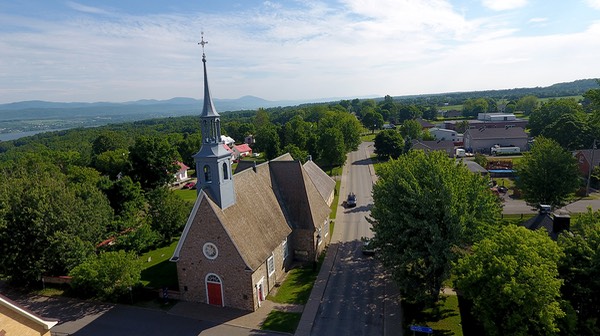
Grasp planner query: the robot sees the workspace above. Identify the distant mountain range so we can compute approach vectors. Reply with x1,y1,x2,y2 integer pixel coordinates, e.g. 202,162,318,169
0,78,598,137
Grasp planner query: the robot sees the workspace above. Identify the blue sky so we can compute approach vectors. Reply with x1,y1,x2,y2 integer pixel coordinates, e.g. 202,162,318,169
1,0,600,103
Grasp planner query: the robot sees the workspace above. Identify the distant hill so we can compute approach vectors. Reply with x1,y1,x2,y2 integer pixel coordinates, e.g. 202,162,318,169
0,78,598,136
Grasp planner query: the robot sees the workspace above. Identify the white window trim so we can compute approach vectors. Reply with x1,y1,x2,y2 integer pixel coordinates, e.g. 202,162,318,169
282,239,289,260
267,254,275,276
202,242,219,260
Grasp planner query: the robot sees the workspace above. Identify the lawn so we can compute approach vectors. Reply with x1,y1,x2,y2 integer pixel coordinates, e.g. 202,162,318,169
404,295,463,336
261,311,302,333
139,240,179,289
267,265,319,304
173,188,197,203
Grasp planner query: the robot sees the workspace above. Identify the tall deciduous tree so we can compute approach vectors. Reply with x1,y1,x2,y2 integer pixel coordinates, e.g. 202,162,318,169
462,98,489,118
362,111,384,133
254,125,281,160
516,95,538,115
374,129,404,159
129,135,180,190
528,99,583,137
454,225,565,336
370,150,501,306
557,209,600,335
317,127,346,169
514,137,580,208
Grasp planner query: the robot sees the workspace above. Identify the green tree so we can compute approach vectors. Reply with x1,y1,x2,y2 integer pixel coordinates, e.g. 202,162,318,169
70,250,143,301
94,149,130,179
129,135,181,190
0,169,112,284
473,152,488,168
462,98,489,118
317,127,346,169
92,131,128,156
541,112,592,150
514,137,580,208
516,95,539,115
146,187,191,243
400,119,422,140
374,130,404,159
528,99,583,137
454,225,565,336
254,125,281,160
362,111,384,133
455,120,470,133
557,209,600,335
283,144,310,163
369,150,501,306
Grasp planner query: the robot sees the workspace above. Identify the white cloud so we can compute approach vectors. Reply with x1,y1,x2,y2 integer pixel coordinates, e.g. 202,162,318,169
482,0,527,11
585,0,600,9
528,17,548,23
66,1,111,15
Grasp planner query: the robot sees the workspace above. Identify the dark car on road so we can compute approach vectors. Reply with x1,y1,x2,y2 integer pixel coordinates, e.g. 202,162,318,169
346,192,357,208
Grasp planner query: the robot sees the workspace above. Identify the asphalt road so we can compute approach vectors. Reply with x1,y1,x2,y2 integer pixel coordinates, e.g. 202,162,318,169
310,142,391,336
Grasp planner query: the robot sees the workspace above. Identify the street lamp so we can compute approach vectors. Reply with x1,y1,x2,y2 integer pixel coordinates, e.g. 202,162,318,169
587,139,597,197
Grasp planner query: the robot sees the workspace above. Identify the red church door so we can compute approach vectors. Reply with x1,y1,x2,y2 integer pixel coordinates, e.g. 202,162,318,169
206,274,223,306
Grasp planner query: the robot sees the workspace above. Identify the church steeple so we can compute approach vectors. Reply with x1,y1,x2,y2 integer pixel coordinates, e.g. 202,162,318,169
193,33,235,209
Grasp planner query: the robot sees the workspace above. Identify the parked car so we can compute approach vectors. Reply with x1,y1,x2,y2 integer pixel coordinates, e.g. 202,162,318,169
183,182,196,189
346,192,357,208
362,237,376,256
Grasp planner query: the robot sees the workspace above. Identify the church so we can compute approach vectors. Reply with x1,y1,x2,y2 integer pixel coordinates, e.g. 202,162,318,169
170,37,335,311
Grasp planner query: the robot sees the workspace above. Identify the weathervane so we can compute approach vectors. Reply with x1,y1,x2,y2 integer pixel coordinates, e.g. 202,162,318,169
198,32,208,59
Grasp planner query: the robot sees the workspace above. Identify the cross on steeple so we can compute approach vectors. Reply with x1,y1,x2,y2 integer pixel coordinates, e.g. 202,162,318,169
198,32,208,59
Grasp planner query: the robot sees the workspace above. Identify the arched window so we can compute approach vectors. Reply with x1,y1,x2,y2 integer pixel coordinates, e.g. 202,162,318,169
204,165,212,183
222,162,228,180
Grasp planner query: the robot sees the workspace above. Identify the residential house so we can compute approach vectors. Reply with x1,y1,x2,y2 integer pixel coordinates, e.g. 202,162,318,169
411,140,455,158
523,206,571,241
170,43,331,312
463,127,528,154
574,149,600,176
232,144,252,160
174,161,190,183
0,294,57,336
416,118,435,129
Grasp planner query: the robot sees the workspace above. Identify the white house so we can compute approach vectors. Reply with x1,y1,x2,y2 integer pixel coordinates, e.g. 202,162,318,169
429,127,463,143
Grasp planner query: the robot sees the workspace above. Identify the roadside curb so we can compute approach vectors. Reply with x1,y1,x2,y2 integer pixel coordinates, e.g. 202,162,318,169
294,243,340,336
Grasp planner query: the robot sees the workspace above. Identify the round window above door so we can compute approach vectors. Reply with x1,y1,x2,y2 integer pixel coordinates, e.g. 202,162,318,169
203,242,218,260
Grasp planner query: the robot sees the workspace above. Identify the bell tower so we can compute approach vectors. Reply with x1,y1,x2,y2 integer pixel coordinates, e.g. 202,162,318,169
193,33,235,209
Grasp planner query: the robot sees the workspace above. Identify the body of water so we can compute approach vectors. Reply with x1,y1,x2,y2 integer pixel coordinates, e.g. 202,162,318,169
0,129,65,142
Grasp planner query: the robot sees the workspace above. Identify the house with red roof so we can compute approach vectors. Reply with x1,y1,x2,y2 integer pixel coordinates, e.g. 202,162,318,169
174,161,190,183
233,144,253,159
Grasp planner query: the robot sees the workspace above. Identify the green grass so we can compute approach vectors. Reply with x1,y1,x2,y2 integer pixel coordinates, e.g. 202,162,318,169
330,180,341,221
267,264,320,304
405,295,463,336
173,189,198,203
260,310,302,333
139,240,179,289
361,133,377,142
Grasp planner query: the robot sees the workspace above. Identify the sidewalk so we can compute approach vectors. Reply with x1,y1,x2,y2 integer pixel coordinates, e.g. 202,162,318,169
169,299,303,331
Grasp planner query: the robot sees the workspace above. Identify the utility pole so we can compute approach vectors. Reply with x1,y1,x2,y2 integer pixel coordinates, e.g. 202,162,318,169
586,139,597,196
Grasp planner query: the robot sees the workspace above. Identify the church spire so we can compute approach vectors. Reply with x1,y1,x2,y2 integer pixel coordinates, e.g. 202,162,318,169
193,32,235,210
199,32,219,118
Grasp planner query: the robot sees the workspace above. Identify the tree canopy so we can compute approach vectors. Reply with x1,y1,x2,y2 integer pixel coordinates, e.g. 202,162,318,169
454,225,565,336
369,150,501,306
514,137,580,208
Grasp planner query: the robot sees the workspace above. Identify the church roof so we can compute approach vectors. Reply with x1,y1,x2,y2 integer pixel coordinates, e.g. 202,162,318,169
172,152,331,271
302,160,336,204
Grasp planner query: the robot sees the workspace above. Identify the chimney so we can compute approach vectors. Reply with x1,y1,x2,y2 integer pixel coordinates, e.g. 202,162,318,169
307,155,312,161
553,213,571,233
252,161,257,172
